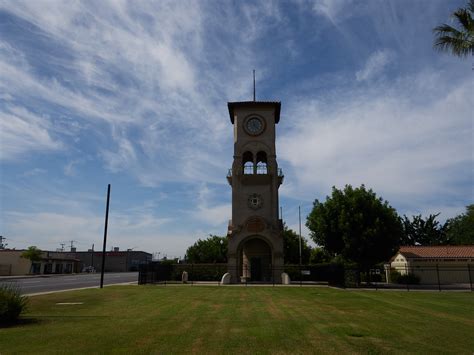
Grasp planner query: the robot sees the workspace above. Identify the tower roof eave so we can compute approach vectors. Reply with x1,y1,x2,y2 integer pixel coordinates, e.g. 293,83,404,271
227,101,281,124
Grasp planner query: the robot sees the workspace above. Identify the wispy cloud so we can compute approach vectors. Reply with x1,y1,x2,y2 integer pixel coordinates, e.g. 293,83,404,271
280,70,472,218
191,183,231,227
0,105,62,160
356,49,394,81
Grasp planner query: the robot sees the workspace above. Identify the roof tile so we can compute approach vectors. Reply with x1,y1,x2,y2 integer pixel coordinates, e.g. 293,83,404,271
398,245,474,258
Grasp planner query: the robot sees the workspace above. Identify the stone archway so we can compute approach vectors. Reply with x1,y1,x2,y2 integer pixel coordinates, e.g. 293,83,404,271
238,237,272,282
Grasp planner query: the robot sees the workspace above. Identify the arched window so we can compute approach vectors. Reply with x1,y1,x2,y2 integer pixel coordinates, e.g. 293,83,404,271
256,151,267,174
242,151,254,174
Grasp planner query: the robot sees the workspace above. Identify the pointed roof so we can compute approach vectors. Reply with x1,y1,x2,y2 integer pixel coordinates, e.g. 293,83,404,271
227,101,281,124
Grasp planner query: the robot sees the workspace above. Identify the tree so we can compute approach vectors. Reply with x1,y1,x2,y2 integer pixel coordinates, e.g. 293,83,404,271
282,226,311,264
21,246,42,274
185,235,227,263
21,246,42,262
309,247,332,264
444,205,474,244
433,0,474,57
306,185,402,271
400,213,448,246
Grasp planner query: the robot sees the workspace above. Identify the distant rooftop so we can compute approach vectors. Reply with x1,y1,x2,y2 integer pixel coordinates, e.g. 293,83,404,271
398,245,474,259
227,101,281,124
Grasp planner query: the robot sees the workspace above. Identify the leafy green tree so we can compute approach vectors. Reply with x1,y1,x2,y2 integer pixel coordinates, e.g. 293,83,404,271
444,205,474,244
21,246,43,274
309,247,332,264
282,226,311,264
185,235,227,263
306,185,402,271
433,0,474,57
401,213,448,246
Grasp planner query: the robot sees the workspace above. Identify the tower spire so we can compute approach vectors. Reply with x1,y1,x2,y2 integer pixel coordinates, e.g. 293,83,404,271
253,69,256,101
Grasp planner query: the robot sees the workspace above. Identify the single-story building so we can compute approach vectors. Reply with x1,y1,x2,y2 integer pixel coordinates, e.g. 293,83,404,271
390,245,474,284
70,249,152,272
0,248,152,275
0,249,80,276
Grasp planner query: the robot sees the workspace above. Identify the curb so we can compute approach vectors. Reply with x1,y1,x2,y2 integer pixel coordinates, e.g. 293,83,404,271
25,282,138,296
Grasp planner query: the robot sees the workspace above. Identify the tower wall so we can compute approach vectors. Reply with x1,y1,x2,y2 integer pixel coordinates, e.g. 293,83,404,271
226,101,284,283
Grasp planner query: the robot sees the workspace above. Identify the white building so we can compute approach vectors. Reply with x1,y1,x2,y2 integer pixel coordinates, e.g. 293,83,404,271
390,245,474,284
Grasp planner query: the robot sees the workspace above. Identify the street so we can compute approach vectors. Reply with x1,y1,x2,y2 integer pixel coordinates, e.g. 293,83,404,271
0,272,138,295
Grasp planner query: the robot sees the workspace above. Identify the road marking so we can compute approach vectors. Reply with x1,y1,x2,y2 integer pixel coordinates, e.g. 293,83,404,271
22,280,41,283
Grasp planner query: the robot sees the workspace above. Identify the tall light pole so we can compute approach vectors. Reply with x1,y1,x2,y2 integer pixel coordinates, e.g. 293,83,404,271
100,184,111,289
298,205,302,267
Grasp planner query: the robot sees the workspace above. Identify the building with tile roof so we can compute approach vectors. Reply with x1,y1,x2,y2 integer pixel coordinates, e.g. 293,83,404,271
390,245,474,285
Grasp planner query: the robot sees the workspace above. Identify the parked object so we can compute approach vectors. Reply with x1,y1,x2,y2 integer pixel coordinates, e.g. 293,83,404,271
220,273,231,284
82,266,96,273
281,273,291,285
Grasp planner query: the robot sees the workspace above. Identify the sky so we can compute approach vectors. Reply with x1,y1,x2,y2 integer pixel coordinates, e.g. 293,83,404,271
0,0,472,258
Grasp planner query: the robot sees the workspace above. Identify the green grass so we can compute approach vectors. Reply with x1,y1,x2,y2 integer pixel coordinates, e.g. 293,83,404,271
0,285,473,354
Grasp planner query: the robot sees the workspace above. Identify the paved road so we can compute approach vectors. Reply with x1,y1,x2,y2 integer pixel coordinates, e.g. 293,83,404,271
0,272,138,295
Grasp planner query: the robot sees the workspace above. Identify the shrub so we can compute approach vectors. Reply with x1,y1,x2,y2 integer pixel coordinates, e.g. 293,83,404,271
397,273,420,285
390,270,420,285
0,283,28,325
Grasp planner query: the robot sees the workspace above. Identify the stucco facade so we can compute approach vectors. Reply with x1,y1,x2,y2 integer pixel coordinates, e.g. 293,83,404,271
0,250,80,276
226,101,284,283
390,246,474,284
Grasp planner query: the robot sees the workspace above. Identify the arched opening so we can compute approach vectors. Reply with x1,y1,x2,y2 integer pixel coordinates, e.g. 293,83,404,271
256,151,268,174
242,151,254,174
239,237,272,282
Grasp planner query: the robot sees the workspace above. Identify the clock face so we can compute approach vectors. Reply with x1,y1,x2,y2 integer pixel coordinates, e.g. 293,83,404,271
248,193,263,210
245,116,265,135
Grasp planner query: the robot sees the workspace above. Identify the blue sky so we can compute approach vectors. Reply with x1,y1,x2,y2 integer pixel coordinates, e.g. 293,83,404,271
0,0,472,258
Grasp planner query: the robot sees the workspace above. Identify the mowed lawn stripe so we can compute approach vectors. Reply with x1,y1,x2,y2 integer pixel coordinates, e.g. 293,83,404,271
0,286,472,354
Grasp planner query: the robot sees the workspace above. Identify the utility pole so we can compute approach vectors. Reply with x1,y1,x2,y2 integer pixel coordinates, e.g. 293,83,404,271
298,206,302,267
69,240,77,251
100,184,111,289
253,69,256,101
91,243,94,269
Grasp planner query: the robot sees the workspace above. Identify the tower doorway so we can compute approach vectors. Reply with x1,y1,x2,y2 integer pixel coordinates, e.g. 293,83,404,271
239,237,272,282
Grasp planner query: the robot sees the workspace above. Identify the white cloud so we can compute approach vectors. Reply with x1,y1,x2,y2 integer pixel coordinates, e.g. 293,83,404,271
0,106,62,160
356,49,394,81
0,0,255,185
279,71,473,214
312,0,355,24
190,183,231,227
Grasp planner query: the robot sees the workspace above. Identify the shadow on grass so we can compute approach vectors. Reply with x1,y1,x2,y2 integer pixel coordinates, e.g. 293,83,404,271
1,315,110,328
31,315,111,319
0,317,43,328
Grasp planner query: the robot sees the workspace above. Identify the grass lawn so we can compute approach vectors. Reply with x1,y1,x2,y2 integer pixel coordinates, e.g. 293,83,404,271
1,285,473,354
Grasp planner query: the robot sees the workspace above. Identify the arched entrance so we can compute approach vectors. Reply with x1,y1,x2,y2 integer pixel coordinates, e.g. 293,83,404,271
239,237,272,282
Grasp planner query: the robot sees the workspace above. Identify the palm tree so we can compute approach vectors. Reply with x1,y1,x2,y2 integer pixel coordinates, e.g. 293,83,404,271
433,0,474,57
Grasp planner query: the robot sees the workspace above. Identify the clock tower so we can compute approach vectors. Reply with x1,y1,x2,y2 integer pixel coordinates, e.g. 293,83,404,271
226,101,284,283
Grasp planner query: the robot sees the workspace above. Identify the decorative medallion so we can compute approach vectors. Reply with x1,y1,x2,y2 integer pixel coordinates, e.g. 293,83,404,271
247,193,263,210
246,216,266,233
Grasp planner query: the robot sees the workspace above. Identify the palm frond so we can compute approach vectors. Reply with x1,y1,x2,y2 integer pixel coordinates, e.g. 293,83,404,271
453,9,472,31
468,0,474,14
434,35,473,56
432,1,474,58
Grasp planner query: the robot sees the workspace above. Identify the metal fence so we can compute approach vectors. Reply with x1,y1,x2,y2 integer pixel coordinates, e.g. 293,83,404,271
138,262,474,291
